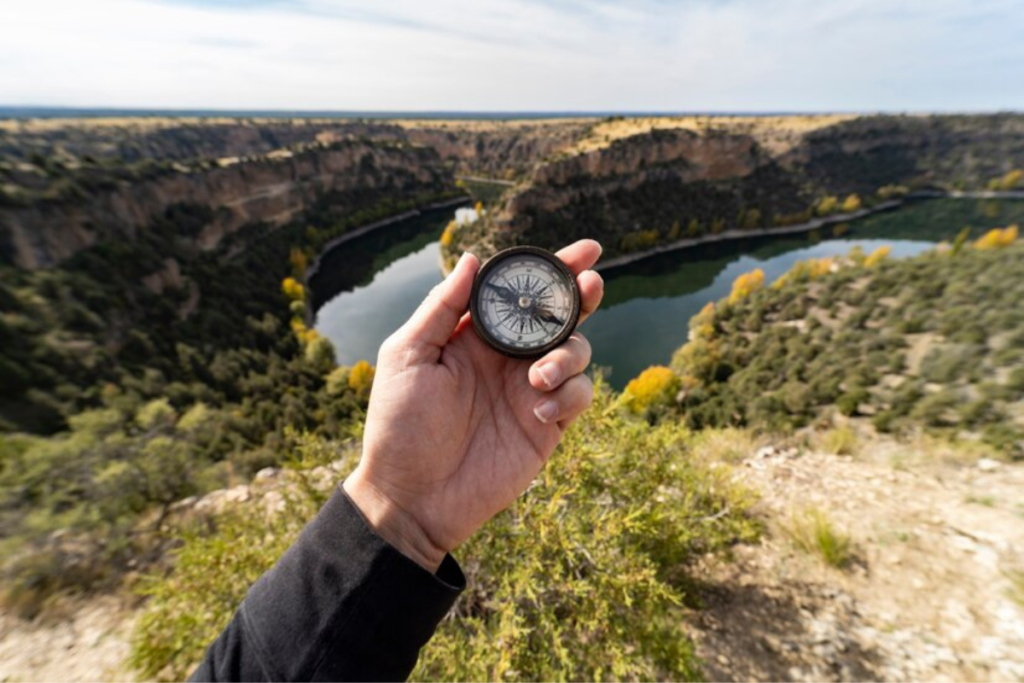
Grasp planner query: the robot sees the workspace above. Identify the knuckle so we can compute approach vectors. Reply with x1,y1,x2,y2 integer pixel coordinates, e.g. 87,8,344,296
568,334,592,366
572,373,594,403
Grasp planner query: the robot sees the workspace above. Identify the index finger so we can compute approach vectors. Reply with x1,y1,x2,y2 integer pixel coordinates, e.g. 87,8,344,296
555,239,602,275
555,240,603,326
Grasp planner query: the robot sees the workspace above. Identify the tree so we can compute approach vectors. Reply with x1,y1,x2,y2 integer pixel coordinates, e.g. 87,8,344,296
974,225,1019,250
289,247,309,275
348,360,376,397
729,268,765,304
816,196,839,216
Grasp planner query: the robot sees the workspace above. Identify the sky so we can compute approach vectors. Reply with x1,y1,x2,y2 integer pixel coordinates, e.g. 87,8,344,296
1,0,1022,113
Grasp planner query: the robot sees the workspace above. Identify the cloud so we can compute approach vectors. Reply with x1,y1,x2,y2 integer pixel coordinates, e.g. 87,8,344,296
0,0,1021,111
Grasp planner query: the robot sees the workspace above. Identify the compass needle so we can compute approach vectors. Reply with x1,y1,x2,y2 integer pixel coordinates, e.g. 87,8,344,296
470,247,581,359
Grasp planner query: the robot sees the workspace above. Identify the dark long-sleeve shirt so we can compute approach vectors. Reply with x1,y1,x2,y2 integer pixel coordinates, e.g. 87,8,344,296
190,488,466,682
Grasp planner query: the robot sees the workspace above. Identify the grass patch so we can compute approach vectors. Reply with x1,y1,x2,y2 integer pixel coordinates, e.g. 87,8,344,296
964,495,997,507
817,426,858,455
690,427,761,463
786,508,854,569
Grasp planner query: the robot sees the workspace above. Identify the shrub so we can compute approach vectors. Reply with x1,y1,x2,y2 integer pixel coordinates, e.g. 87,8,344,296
974,225,1019,250
347,360,376,396
841,194,862,212
728,268,764,305
288,247,309,275
819,426,858,455
877,184,909,200
620,229,660,253
623,366,679,414
989,169,1023,191
415,384,757,680
836,387,869,416
439,220,459,248
864,245,891,267
815,196,839,216
131,384,758,681
281,277,305,301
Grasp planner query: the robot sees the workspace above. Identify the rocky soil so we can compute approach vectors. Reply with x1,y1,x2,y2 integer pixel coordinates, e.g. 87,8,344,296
688,439,1024,682
0,595,136,682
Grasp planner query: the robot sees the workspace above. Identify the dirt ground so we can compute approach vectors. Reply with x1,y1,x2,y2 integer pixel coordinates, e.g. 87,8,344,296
0,594,136,682
687,441,1024,682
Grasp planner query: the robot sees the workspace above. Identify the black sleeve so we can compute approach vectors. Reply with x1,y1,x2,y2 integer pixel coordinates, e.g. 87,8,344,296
189,487,465,682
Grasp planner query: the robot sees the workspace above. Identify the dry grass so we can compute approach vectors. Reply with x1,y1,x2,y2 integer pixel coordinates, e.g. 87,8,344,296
691,427,762,463
390,118,595,132
817,426,859,456
786,507,854,569
570,114,856,156
0,116,358,133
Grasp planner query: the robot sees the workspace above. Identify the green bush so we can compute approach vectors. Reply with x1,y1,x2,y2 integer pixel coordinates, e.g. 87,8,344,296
130,381,758,681
664,242,1024,454
131,431,353,680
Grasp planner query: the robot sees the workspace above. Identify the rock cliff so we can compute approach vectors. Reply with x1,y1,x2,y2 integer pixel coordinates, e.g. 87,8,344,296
443,114,1024,262
0,139,449,268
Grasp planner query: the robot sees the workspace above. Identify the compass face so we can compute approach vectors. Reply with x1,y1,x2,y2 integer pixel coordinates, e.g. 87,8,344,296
470,246,581,359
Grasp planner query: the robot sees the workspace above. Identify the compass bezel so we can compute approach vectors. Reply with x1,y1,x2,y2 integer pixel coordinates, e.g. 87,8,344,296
469,246,582,360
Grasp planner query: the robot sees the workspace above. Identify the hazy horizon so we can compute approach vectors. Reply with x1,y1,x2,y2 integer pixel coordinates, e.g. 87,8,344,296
3,0,1022,113
2,106,1022,120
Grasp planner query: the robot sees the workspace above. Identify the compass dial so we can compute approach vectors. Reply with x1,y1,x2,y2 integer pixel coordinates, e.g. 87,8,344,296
470,246,581,359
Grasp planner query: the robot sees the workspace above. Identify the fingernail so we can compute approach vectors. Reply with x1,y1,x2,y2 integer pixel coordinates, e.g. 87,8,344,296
534,400,558,423
537,363,560,388
458,251,475,268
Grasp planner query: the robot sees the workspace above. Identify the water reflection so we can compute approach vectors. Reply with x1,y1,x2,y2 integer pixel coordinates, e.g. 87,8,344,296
313,198,1024,386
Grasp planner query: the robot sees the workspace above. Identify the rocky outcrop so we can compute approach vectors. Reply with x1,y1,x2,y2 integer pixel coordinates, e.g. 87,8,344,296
0,140,449,268
448,114,1024,262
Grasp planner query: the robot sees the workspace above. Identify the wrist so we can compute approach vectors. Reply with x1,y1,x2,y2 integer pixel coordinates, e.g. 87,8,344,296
342,470,447,573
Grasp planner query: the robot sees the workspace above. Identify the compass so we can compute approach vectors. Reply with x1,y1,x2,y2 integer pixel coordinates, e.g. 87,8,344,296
469,246,581,359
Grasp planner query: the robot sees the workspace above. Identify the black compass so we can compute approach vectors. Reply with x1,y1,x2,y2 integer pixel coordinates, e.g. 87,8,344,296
469,246,581,359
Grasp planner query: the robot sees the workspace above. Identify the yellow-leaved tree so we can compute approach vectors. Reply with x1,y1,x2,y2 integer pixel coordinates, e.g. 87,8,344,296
815,196,839,216
864,245,892,267
623,366,680,415
281,277,305,301
974,225,1019,250
289,247,309,275
728,268,765,304
347,360,376,397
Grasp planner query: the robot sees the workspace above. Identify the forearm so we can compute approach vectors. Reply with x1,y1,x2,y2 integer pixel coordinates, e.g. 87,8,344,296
190,488,465,682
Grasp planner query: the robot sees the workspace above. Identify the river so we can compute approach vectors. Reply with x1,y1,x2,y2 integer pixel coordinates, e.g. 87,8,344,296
313,198,1024,389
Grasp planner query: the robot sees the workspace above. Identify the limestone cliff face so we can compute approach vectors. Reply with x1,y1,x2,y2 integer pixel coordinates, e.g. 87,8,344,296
506,129,761,216
789,114,1024,193
451,114,1024,261
0,141,448,268
400,124,587,179
467,128,795,258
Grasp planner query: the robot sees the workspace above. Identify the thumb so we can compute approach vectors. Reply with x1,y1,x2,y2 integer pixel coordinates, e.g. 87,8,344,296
399,251,479,361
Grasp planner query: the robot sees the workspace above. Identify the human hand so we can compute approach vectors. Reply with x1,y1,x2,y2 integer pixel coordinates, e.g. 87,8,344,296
343,240,604,571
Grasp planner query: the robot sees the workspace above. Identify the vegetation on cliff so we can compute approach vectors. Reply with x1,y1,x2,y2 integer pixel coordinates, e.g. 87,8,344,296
440,114,1024,264
657,229,1024,457
0,126,463,613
